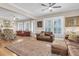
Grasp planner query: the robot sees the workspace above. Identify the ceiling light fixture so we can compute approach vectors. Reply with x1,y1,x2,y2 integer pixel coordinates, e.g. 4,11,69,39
13,16,16,20
49,7,53,12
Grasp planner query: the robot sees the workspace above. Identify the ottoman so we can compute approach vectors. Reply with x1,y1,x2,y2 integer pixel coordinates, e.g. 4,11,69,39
51,40,68,56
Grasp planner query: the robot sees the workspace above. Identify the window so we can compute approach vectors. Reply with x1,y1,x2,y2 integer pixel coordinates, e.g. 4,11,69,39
45,20,52,32
54,19,61,34
24,22,30,31
16,21,30,31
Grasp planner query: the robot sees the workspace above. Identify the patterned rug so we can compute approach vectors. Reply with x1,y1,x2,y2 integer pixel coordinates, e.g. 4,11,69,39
5,39,59,56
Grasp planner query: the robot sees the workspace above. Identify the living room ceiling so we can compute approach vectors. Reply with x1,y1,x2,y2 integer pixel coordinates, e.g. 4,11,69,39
0,7,29,20
0,3,79,20
14,3,79,17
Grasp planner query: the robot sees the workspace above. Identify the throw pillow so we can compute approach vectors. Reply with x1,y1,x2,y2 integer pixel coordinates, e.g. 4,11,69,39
45,32,52,36
68,32,78,42
40,32,44,36
76,35,79,43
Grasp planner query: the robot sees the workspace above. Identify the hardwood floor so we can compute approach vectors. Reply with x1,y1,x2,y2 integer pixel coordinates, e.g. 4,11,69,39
0,48,16,56
0,41,16,56
0,36,32,56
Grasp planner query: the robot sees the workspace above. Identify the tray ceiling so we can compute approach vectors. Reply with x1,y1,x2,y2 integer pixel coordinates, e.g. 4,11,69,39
0,3,79,20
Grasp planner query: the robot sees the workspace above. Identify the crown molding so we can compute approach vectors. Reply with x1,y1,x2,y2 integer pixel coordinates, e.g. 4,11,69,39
0,3,38,20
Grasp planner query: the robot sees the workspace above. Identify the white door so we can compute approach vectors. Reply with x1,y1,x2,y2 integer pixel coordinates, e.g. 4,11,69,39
53,16,65,38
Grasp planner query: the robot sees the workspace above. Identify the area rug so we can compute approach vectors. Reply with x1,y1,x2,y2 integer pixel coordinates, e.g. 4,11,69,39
5,39,58,56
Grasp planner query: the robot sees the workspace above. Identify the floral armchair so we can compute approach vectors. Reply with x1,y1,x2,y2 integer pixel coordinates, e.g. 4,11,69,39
2,29,16,40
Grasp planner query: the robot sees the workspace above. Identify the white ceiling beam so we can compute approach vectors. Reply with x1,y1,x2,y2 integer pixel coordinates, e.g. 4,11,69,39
0,3,37,19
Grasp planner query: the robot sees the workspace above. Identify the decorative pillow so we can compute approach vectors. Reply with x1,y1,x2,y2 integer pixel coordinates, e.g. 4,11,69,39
75,35,79,43
68,32,78,42
40,32,44,36
45,32,50,36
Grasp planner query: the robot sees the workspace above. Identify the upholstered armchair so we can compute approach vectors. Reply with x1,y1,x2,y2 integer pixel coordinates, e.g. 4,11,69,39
3,29,16,40
36,31,54,42
0,30,2,39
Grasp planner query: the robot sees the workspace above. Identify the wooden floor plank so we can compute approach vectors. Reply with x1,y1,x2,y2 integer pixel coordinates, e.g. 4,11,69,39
0,48,17,56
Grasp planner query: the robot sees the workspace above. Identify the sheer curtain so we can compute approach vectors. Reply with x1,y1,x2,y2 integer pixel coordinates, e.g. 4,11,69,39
44,19,53,32
24,22,30,31
17,22,24,31
31,20,36,33
16,21,30,31
45,20,52,32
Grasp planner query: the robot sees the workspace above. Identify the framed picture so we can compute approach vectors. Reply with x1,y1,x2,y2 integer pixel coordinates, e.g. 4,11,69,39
37,21,42,27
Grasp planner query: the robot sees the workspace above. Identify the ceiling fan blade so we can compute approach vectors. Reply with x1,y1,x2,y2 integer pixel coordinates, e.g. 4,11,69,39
49,3,52,7
50,3,56,7
42,8,48,11
53,6,61,8
41,4,47,7
49,3,52,5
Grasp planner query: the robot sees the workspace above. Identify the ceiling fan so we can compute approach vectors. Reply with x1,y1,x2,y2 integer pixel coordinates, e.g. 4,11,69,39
41,3,61,12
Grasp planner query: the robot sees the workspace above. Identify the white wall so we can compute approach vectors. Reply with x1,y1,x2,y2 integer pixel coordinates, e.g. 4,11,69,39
34,10,79,33
34,19,44,33
16,10,79,35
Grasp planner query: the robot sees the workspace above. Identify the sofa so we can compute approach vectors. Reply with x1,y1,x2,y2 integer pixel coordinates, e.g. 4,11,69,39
36,31,54,42
51,32,79,56
65,39,79,56
16,31,31,36
65,33,79,56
